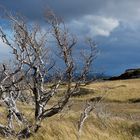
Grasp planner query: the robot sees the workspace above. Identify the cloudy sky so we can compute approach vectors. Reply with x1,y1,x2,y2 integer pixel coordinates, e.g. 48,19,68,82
0,0,140,75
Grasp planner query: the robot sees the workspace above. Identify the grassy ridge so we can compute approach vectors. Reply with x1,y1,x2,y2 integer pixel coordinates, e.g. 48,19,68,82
75,78,140,102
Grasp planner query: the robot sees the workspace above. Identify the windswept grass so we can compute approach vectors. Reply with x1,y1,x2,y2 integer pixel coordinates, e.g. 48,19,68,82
30,79,140,140
0,78,140,140
30,111,140,140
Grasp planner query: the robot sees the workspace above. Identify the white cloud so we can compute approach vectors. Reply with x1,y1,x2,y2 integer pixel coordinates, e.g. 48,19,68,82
0,39,9,54
68,15,119,37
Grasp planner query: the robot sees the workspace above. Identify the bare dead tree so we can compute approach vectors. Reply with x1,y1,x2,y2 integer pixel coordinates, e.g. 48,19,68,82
77,96,103,135
0,10,98,139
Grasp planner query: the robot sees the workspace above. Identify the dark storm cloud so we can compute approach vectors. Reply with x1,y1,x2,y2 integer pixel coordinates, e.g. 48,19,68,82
0,0,45,20
1,0,140,22
94,24,140,75
0,0,140,75
0,0,103,20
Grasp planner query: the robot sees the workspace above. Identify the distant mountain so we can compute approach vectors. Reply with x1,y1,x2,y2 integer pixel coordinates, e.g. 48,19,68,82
109,68,140,80
74,72,110,81
44,72,110,82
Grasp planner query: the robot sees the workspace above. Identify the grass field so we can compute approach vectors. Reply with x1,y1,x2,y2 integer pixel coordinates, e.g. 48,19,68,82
31,79,140,140
0,79,140,140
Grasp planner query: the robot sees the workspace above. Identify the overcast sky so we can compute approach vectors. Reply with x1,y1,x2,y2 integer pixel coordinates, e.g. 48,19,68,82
0,0,140,75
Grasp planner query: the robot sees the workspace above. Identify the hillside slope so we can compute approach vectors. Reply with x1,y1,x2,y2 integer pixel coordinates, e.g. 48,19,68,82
110,68,140,80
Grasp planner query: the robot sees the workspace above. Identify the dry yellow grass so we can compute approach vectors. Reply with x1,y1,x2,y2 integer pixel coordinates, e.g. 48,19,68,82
75,78,140,102
0,79,140,140
30,79,140,140
30,111,140,140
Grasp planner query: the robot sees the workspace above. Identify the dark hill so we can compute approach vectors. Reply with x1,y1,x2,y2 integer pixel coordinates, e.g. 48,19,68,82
109,68,140,80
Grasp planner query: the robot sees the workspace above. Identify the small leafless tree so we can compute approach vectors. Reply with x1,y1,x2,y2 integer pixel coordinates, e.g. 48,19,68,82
78,97,103,134
0,10,98,139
